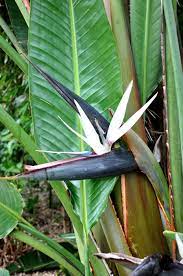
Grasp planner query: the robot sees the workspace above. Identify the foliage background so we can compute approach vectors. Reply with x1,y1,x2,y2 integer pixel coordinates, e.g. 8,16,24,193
0,52,31,175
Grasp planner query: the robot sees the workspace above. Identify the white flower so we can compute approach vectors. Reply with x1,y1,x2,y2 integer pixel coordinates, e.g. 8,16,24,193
41,81,157,156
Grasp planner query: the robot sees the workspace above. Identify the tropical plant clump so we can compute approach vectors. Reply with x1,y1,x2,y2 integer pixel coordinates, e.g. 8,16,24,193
0,0,183,275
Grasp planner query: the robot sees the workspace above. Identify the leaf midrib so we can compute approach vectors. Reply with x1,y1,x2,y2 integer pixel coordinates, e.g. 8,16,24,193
142,0,151,104
69,0,88,235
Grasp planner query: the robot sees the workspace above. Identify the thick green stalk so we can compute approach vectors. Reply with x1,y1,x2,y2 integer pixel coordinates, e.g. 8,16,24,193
51,182,83,239
0,35,27,74
0,104,44,164
0,15,25,55
14,0,29,26
11,230,83,276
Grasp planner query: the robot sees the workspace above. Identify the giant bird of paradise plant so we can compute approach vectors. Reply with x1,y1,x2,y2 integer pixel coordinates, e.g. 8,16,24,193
0,0,183,275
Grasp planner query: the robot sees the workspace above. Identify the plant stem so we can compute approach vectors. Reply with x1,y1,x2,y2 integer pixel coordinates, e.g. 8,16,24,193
0,35,27,74
0,104,43,164
0,15,25,55
50,181,83,239
0,202,32,227
81,180,90,275
69,0,90,273
11,230,83,276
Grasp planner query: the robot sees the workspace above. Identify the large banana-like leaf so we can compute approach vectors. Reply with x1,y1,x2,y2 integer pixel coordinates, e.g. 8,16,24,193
0,181,24,238
130,0,162,104
164,0,183,232
29,0,122,231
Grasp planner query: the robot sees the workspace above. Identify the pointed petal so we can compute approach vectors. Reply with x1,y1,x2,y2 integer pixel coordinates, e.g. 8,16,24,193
107,81,133,139
58,116,87,143
74,101,107,154
107,93,158,144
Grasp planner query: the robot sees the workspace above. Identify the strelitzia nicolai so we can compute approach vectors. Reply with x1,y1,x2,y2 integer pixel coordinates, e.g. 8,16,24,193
4,63,157,181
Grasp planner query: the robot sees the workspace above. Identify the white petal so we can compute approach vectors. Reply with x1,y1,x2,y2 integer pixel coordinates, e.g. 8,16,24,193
36,149,91,156
58,116,87,143
107,93,158,143
107,81,133,140
176,234,183,258
74,100,107,154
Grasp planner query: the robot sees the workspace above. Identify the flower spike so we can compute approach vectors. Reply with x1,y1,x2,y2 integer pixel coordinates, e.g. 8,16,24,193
61,84,158,155
27,61,157,157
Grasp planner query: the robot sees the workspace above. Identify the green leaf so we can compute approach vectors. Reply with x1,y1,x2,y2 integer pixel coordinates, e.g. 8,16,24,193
59,233,77,247
0,181,24,238
18,223,84,274
0,269,10,276
7,250,59,273
163,0,183,233
5,0,28,51
0,198,84,276
0,35,27,74
29,0,122,231
12,230,84,276
131,0,162,104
